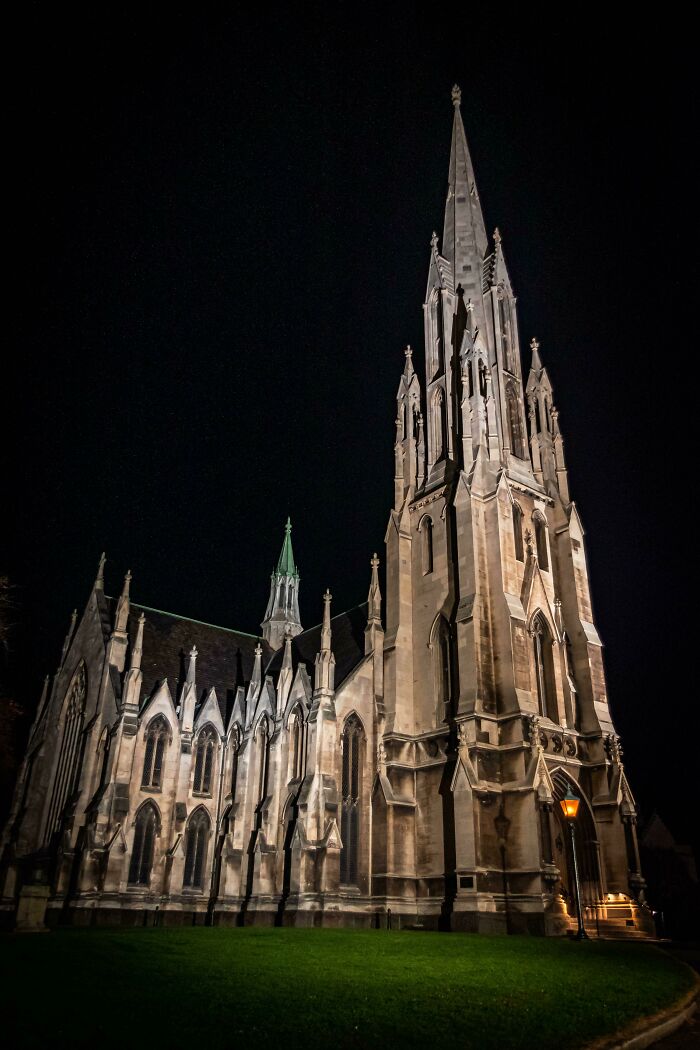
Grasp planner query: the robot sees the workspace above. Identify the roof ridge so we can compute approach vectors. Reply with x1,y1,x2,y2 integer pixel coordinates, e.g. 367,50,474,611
130,602,263,640
300,601,368,636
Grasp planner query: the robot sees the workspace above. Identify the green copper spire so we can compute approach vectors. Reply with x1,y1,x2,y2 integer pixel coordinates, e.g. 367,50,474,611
276,517,298,577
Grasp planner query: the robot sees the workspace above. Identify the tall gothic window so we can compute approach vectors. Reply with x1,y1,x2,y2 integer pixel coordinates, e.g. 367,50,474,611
432,387,445,462
534,398,542,434
532,614,558,723
432,616,453,721
421,516,434,575
256,718,270,806
340,715,364,885
128,802,158,886
534,514,549,570
512,502,524,562
183,808,210,890
142,716,168,789
44,662,87,841
506,382,526,459
193,727,216,795
498,293,515,373
289,708,304,781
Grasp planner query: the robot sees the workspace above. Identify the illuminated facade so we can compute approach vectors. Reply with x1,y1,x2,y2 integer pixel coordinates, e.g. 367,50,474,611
1,89,651,935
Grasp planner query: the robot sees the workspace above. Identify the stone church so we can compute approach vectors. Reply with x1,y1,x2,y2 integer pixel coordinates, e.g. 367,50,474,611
1,87,651,935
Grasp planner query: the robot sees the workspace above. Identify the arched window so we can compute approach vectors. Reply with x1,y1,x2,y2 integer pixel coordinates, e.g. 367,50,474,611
512,502,524,562
193,727,216,795
420,516,434,575
289,707,304,781
498,293,515,373
543,399,551,433
432,387,445,462
142,716,168,789
128,802,158,886
340,715,364,885
478,359,487,397
432,616,453,722
534,514,549,570
532,614,558,723
255,718,270,806
44,662,87,841
506,382,526,459
183,808,210,890
534,398,542,434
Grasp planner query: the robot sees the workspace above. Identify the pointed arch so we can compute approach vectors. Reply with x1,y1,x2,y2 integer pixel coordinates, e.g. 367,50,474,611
506,381,526,459
142,714,170,789
127,800,160,886
533,512,549,570
340,713,365,885
550,768,602,908
512,501,524,563
431,386,445,462
193,724,218,795
44,661,87,841
498,290,515,373
183,806,211,890
430,615,453,722
418,514,434,575
254,714,270,806
287,704,305,781
530,611,558,723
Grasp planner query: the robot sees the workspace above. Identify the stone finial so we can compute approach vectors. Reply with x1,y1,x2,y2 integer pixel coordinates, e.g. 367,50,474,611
186,645,198,685
430,230,439,250
451,84,461,107
494,226,502,245
121,570,132,598
530,337,540,352
466,298,475,314
405,344,412,359
254,642,262,658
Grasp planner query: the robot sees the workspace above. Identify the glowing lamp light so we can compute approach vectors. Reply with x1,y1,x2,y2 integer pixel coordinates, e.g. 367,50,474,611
560,788,580,821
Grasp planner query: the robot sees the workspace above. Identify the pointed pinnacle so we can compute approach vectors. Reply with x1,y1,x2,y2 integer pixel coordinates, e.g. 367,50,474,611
95,552,106,590
121,570,132,598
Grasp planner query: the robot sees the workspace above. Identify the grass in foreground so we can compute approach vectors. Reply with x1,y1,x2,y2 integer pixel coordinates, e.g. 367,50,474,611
0,927,694,1049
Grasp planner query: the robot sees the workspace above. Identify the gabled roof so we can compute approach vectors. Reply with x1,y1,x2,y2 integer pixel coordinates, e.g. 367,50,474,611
120,602,274,727
267,603,368,691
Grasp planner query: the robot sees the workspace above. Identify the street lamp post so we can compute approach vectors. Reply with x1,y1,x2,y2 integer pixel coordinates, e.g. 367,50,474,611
560,788,589,941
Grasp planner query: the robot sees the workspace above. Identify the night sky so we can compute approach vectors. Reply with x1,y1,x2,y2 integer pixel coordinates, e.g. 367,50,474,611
7,12,695,851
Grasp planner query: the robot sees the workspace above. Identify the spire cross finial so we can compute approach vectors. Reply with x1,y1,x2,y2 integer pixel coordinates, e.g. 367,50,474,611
530,337,540,351
405,344,412,359
451,84,461,107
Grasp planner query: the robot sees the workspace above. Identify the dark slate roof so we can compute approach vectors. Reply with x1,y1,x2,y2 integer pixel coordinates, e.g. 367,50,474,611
108,599,368,727
124,603,273,726
266,603,368,690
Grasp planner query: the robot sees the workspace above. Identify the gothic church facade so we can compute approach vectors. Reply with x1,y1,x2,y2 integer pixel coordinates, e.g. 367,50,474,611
1,88,650,935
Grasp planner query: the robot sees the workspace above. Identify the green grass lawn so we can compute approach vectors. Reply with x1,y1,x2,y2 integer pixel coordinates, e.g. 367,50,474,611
0,927,695,1049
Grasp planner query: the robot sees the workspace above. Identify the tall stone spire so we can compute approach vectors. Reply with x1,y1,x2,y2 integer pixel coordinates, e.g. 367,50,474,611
94,552,106,592
442,85,488,295
261,518,303,650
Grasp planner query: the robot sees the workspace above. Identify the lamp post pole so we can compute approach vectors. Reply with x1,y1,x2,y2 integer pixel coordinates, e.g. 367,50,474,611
560,788,588,941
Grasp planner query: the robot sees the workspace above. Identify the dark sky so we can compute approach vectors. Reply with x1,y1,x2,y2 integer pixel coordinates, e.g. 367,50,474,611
6,11,695,850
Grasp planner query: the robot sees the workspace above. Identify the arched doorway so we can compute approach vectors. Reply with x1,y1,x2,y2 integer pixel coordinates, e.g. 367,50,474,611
550,770,602,929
